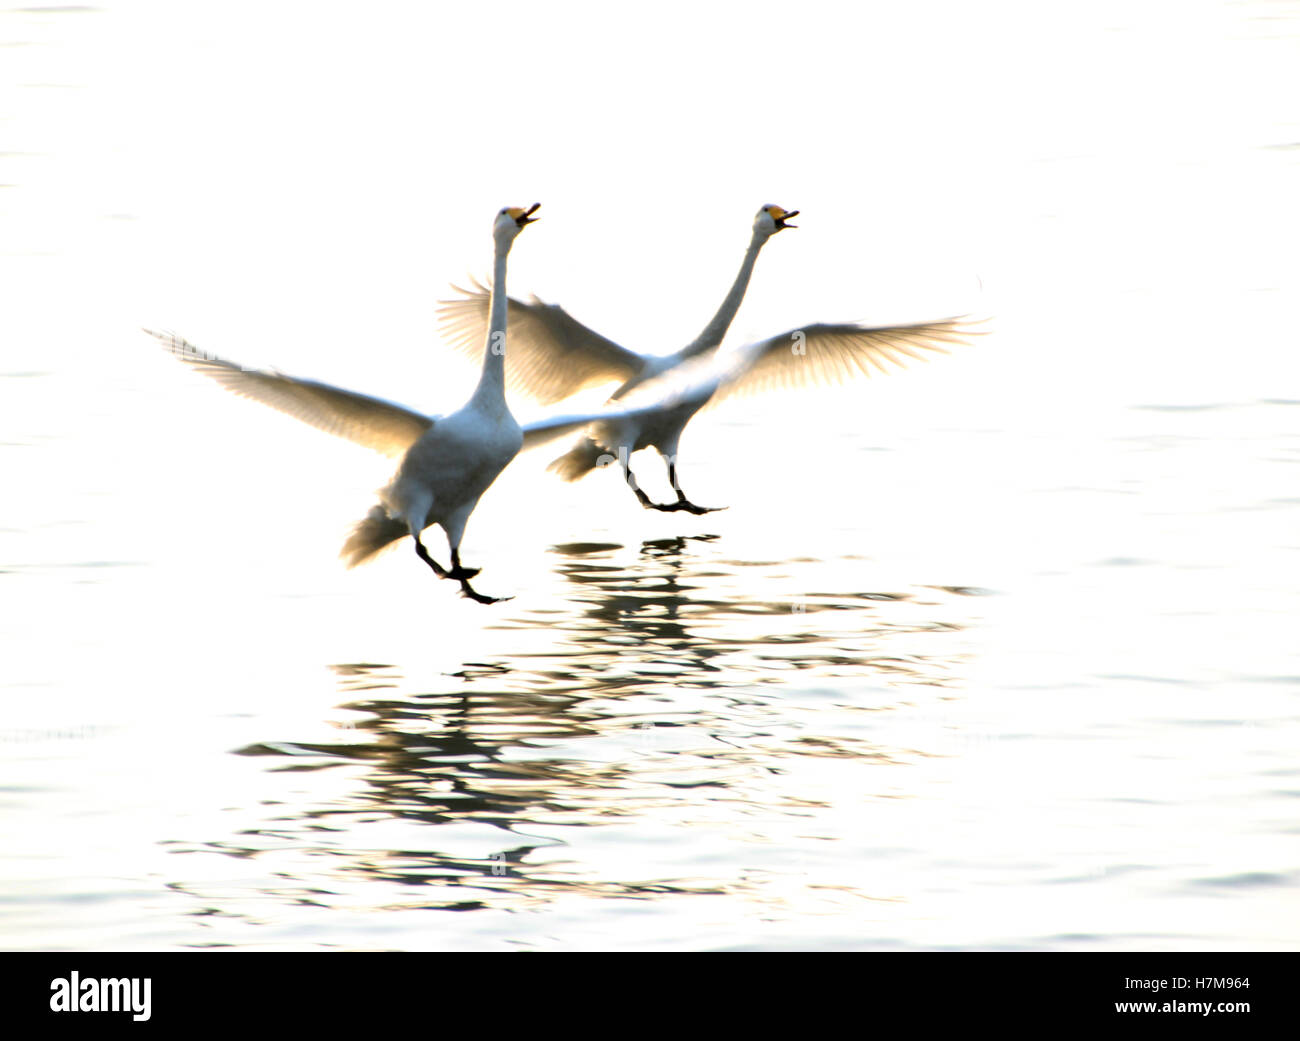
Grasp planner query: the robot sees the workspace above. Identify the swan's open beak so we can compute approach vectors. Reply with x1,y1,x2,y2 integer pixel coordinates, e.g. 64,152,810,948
510,203,541,227
772,206,799,230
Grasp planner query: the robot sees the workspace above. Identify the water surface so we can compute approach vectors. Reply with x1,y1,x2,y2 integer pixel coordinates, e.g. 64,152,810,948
2,0,1297,951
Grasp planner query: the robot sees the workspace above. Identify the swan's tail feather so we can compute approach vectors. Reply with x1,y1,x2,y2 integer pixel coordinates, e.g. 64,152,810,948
340,505,407,568
547,437,608,482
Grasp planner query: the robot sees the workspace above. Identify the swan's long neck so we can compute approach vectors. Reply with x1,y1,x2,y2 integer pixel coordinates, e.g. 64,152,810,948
679,229,767,360
470,244,512,416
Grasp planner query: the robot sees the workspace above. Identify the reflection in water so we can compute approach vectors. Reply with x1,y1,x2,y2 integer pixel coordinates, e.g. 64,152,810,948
165,537,984,933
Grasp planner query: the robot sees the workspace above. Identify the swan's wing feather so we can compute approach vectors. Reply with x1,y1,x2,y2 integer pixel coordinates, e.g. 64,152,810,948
436,278,646,405
520,412,607,451
519,398,686,451
710,317,987,404
521,410,628,451
147,329,432,458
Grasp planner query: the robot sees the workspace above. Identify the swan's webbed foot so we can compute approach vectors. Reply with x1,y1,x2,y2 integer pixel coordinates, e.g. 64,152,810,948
651,498,726,515
633,485,726,514
457,578,511,605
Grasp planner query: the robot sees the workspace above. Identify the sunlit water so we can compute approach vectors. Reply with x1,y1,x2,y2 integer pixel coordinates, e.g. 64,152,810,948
2,1,1298,951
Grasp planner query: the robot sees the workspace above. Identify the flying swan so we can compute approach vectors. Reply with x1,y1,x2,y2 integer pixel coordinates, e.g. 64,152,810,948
437,204,982,513
146,204,642,604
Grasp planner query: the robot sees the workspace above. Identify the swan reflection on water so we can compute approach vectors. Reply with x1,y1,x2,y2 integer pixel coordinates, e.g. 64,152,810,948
179,536,983,917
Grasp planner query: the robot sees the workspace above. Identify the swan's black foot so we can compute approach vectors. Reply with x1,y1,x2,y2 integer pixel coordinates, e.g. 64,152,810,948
633,488,723,514
458,578,512,605
648,498,726,515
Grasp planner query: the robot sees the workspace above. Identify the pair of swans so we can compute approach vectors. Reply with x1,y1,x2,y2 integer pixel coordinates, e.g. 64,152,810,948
148,203,978,604
437,204,974,515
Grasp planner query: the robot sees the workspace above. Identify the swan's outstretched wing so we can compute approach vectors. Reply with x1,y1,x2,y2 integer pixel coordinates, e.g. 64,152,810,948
436,278,647,405
709,317,987,404
146,329,433,458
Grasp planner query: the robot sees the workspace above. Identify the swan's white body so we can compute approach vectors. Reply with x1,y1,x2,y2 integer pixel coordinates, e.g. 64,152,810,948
380,390,522,571
147,204,641,601
380,207,528,577
439,204,982,512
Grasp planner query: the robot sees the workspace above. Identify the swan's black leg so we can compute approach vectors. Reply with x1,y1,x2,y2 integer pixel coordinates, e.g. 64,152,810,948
414,536,449,576
446,548,481,581
620,456,656,510
645,460,725,515
443,543,506,603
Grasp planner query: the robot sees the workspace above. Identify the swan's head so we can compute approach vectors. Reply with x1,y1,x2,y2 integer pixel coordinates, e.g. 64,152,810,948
493,203,540,245
755,204,798,236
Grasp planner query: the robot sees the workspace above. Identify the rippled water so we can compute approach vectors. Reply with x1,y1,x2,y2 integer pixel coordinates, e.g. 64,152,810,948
3,1,1298,950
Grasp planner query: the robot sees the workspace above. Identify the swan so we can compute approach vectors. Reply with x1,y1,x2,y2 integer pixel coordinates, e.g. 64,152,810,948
437,204,981,512
146,203,639,604
542,313,984,512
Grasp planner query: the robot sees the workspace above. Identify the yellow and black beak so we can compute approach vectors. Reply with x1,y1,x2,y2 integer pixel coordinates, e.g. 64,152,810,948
768,205,799,230
508,203,541,227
